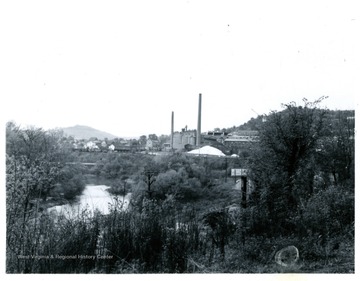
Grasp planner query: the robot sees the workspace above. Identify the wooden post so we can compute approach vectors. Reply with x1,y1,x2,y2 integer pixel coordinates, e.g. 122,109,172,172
241,176,247,208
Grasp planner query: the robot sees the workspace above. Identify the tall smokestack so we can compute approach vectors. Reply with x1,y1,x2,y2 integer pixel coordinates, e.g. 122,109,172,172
171,111,174,150
197,93,202,146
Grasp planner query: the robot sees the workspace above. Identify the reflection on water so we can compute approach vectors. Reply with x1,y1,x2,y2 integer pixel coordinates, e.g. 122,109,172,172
48,185,131,217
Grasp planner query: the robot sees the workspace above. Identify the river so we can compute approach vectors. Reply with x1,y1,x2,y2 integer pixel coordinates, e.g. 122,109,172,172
48,185,131,218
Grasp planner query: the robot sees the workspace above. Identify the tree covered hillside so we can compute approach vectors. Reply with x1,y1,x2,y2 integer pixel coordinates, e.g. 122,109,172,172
231,108,354,133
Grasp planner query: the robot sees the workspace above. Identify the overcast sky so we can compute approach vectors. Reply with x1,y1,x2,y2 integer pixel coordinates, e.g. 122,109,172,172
1,0,358,138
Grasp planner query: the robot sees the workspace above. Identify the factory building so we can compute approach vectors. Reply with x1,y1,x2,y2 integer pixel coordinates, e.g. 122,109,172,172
172,129,197,151
224,130,259,155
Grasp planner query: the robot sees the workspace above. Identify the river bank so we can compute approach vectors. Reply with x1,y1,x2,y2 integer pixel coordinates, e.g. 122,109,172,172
48,184,131,217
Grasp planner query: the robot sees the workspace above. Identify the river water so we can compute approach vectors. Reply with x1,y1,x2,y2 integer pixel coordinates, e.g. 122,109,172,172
48,185,131,218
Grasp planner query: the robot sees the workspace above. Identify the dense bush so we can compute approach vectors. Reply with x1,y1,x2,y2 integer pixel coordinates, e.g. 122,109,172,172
97,197,204,273
299,186,354,235
7,209,100,273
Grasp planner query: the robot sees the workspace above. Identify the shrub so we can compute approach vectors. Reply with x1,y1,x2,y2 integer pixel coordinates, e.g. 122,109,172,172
298,186,354,237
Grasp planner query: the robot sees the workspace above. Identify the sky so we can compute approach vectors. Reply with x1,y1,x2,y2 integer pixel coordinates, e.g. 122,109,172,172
1,0,359,138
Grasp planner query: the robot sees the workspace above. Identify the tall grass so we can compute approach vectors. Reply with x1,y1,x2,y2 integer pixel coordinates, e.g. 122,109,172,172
6,186,354,273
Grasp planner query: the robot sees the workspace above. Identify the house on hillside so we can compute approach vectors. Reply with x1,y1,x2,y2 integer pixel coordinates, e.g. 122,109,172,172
84,141,100,152
146,139,160,151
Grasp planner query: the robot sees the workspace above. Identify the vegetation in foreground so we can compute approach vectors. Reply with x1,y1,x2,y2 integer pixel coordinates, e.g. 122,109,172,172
6,98,354,273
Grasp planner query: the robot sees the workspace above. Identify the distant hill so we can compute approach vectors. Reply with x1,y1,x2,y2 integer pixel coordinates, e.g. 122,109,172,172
235,115,265,131
62,125,118,140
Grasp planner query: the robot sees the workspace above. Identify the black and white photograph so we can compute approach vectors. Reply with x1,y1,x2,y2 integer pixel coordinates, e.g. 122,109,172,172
1,0,357,277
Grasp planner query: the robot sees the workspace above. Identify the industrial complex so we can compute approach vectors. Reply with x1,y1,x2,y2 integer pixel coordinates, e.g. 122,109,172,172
167,93,258,155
